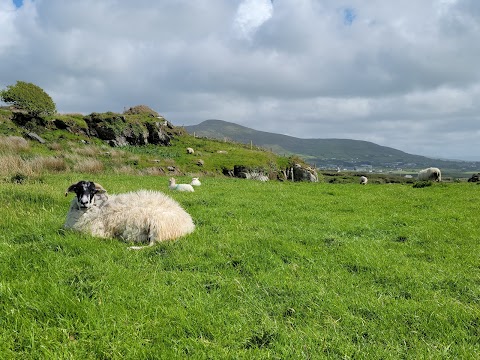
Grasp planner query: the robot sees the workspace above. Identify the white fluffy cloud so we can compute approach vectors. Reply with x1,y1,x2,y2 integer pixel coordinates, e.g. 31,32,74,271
233,0,273,39
1,0,479,160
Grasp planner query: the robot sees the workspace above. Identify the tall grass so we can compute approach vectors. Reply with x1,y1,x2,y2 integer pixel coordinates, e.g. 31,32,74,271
0,175,478,359
0,136,30,152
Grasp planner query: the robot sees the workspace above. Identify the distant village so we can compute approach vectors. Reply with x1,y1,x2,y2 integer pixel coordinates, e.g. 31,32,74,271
314,159,480,178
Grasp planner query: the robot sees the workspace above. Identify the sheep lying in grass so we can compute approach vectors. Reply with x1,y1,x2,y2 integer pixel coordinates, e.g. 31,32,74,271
186,147,194,154
190,177,201,186
245,171,269,182
64,181,195,250
360,176,368,185
169,177,195,192
418,167,441,182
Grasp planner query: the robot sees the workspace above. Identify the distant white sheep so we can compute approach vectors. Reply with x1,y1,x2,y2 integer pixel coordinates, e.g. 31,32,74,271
63,181,195,250
169,177,195,192
359,176,368,185
418,167,441,182
245,171,269,182
190,177,201,186
186,147,195,154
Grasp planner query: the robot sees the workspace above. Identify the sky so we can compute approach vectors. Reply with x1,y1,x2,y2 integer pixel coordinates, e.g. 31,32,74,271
1,0,479,161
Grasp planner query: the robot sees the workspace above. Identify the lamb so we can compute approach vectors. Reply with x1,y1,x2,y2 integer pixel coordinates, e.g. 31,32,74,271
190,177,201,186
417,167,441,182
186,147,194,154
63,181,195,250
359,176,368,185
169,177,195,192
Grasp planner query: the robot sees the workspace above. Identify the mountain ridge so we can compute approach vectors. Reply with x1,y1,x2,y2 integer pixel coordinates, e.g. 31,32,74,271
185,119,478,171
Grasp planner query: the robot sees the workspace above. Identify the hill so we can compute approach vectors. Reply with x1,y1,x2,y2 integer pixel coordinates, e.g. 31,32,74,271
185,120,479,172
0,108,291,180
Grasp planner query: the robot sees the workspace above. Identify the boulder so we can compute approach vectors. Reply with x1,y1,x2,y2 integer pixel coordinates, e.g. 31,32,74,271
286,163,318,182
468,173,480,182
25,132,46,144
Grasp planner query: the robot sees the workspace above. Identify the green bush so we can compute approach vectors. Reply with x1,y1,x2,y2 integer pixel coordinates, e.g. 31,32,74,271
0,81,56,116
413,181,432,188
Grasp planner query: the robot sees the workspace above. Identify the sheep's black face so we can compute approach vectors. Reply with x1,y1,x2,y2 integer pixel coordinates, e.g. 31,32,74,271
73,181,98,209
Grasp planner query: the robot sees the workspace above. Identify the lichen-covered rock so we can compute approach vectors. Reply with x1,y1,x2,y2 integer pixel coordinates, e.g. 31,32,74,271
83,113,174,147
287,163,318,182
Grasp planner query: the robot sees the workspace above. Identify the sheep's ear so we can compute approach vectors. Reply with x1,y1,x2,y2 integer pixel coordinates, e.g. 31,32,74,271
94,183,107,194
65,183,79,197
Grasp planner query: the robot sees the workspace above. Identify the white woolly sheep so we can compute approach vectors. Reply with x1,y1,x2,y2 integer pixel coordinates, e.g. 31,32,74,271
63,181,195,250
186,147,195,154
169,177,195,192
360,176,368,185
418,167,441,182
190,177,201,186
245,171,269,182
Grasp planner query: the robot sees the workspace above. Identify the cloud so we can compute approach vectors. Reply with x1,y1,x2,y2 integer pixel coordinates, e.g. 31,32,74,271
0,0,479,160
233,0,273,40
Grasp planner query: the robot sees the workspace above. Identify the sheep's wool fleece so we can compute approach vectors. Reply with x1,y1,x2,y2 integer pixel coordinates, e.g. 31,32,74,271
65,190,195,243
418,167,441,181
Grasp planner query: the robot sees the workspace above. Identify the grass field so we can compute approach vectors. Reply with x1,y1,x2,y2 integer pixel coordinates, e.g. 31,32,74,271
0,174,479,359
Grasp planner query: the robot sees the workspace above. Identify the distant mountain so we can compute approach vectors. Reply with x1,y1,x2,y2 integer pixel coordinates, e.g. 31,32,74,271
185,119,477,171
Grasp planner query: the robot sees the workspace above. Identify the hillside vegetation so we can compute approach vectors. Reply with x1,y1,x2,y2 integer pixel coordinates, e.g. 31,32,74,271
0,108,290,181
0,107,421,184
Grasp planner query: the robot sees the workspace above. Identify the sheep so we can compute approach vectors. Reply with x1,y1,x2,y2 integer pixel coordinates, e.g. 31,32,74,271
186,147,195,154
190,177,201,186
63,181,195,250
245,171,269,182
359,176,368,185
417,167,442,182
169,177,195,192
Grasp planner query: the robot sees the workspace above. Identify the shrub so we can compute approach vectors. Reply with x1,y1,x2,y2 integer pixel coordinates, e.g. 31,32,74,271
10,173,28,184
413,181,432,188
0,81,56,116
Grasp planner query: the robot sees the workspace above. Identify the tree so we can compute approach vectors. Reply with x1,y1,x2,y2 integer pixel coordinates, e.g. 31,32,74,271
0,81,56,116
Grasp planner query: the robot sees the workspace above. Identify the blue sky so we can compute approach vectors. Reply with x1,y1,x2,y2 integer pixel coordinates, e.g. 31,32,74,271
1,0,479,161
343,8,356,25
12,0,22,8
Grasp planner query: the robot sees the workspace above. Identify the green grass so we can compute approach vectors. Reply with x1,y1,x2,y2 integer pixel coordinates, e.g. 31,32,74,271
0,175,479,359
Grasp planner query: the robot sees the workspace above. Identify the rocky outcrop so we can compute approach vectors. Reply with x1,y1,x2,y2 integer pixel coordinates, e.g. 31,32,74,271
225,163,318,182
12,111,179,147
84,113,177,147
12,112,47,130
468,173,480,182
284,164,318,182
84,113,148,146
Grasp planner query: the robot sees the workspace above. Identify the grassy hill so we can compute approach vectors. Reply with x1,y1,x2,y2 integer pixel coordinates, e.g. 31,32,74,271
0,109,290,181
185,120,480,174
